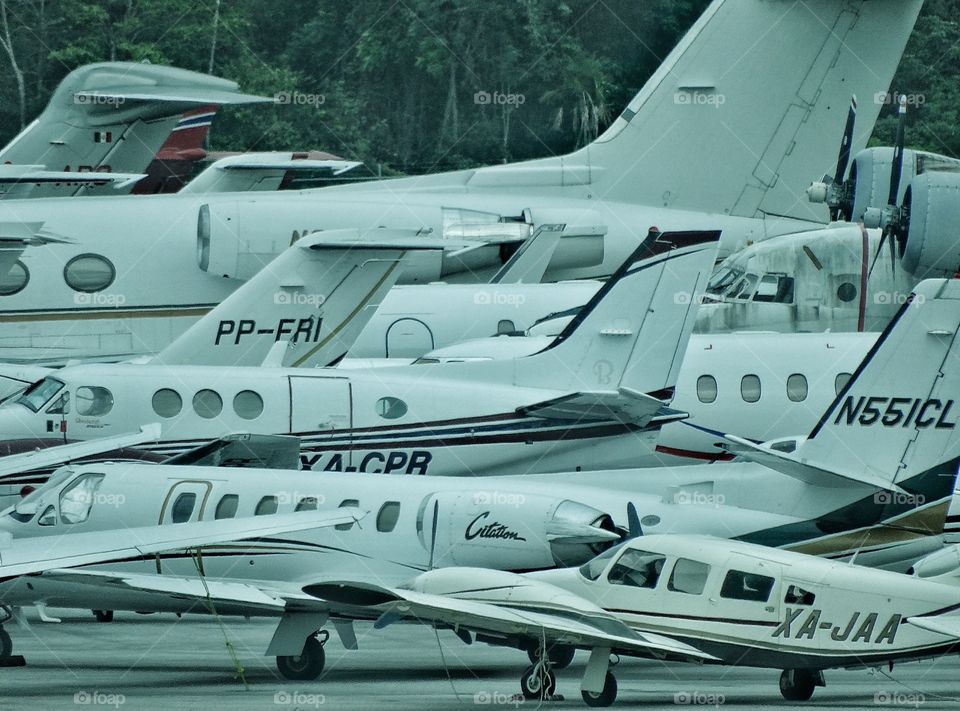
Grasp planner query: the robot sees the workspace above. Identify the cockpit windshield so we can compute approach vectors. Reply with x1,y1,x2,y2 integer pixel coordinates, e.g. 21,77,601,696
578,542,626,581
15,377,65,413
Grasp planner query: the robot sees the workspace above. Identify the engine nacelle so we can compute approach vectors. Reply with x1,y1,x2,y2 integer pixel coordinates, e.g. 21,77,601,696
910,545,960,579
418,492,617,570
902,171,960,278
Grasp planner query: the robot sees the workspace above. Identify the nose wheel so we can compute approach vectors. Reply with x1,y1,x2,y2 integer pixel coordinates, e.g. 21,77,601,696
581,671,617,707
277,630,328,681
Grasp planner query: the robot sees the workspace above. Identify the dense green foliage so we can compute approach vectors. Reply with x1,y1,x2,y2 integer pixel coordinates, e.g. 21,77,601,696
0,0,954,176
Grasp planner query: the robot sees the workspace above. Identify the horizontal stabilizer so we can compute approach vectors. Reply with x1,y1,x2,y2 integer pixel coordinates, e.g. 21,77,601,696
0,166,145,188
181,152,361,194
73,87,268,106
906,615,960,640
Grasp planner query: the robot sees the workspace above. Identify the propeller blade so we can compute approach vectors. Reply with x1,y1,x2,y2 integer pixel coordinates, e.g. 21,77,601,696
868,226,892,278
626,502,642,539
834,95,857,185
887,95,908,208
428,499,439,570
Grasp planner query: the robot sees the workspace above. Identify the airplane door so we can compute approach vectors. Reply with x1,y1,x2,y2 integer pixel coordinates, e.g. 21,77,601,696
385,318,434,358
156,481,212,574
288,376,352,433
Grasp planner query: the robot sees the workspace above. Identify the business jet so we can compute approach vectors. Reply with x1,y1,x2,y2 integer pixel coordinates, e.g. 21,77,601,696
0,276,957,678
0,230,719,495
329,532,960,706
0,61,268,199
0,0,924,363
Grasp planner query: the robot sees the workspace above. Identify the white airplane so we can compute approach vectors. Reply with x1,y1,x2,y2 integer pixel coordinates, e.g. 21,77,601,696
328,533,960,705
0,62,268,199
0,230,719,495
0,0,924,363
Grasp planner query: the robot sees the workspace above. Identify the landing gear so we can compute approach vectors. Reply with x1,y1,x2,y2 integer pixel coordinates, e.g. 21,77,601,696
93,610,114,623
520,663,556,700
526,643,575,669
277,630,328,681
779,669,822,701
582,671,617,707
0,627,11,659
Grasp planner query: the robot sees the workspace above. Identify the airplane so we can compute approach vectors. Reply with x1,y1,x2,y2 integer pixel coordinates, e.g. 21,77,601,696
0,0,924,363
0,62,269,199
325,532,960,706
697,96,960,334
0,230,719,494
1,276,958,679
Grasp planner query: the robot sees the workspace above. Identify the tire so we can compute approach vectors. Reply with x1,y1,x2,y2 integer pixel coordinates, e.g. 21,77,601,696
779,669,816,701
0,627,11,659
93,610,114,623
582,672,618,707
277,636,326,681
526,643,576,669
520,663,556,700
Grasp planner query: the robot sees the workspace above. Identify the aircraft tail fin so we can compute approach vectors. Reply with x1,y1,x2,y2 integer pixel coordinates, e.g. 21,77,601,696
512,230,720,396
571,0,923,223
0,62,269,198
130,106,217,194
153,229,445,368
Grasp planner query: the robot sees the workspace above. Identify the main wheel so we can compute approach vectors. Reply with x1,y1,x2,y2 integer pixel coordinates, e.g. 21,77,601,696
520,663,556,700
526,643,576,669
582,671,617,707
277,635,326,681
779,669,816,701
93,610,114,623
0,627,11,659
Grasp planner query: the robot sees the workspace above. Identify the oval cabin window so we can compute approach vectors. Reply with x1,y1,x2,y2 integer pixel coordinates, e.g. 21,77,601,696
0,260,29,295
696,375,718,404
786,374,808,402
740,375,761,403
63,254,116,293
193,389,223,419
152,389,182,418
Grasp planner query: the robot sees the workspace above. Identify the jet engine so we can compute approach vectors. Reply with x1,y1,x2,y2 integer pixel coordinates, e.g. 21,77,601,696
416,491,619,570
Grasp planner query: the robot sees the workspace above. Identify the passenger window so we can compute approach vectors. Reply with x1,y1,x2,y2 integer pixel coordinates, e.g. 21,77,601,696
233,390,264,420
835,372,852,395
193,389,223,419
786,374,807,403
376,501,401,532
295,496,318,511
497,319,515,335
255,496,278,516
38,505,56,526
75,386,113,417
720,570,775,602
152,389,183,418
740,375,761,403
63,254,115,293
59,473,105,524
607,549,666,589
0,260,29,296
375,397,407,420
836,282,857,303
214,494,239,520
667,558,710,595
335,499,359,531
696,375,717,404
170,493,197,523
785,584,816,606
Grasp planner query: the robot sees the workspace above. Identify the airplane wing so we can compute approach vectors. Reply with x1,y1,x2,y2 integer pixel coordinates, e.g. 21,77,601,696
906,615,960,640
0,507,366,580
518,387,688,427
181,153,362,194
161,433,301,470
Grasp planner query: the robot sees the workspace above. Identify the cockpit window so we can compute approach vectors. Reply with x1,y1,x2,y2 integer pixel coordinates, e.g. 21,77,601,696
16,377,65,413
38,505,56,526
667,558,711,595
753,274,795,304
607,549,666,589
707,267,740,295
578,543,625,581
720,569,775,602
728,273,759,300
59,473,105,524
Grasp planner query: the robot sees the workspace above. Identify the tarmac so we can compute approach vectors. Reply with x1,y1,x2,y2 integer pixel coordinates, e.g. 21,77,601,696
0,608,955,710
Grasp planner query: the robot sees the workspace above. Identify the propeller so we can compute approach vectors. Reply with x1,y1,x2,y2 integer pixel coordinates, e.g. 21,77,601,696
806,96,857,220
868,95,908,278
626,501,642,539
